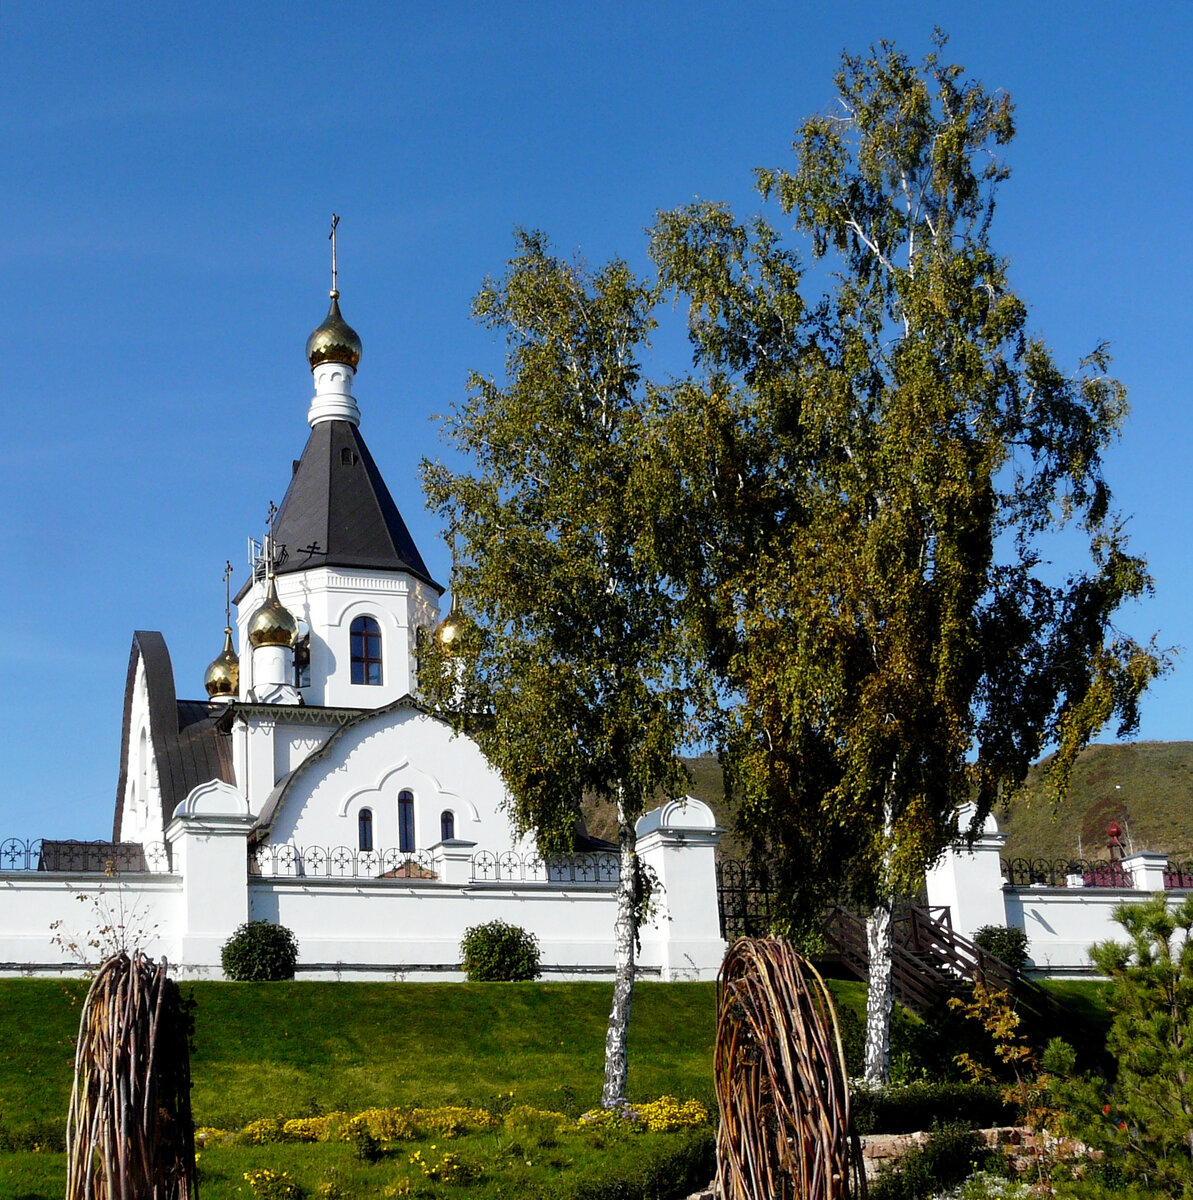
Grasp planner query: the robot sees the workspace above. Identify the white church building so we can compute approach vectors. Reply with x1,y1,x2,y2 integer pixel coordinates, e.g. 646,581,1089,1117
0,269,726,981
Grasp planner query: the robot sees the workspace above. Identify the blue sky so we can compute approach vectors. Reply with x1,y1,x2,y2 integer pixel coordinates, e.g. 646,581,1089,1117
2,2,1190,839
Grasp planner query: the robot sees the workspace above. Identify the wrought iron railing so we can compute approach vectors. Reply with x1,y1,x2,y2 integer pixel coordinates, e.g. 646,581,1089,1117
470,850,619,884
249,845,620,885
1001,856,1135,888
716,858,778,940
0,838,173,874
250,845,438,879
1165,860,1193,889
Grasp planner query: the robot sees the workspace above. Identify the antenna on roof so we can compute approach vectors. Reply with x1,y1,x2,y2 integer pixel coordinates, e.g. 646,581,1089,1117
329,213,340,298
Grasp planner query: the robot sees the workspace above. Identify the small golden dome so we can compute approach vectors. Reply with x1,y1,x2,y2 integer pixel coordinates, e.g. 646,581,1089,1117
247,577,299,649
204,627,240,698
433,598,472,652
306,291,362,370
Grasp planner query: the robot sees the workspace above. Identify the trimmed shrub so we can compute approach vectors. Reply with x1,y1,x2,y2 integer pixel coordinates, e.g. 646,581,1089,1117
460,919,541,981
851,1081,1017,1135
973,925,1030,971
221,920,299,981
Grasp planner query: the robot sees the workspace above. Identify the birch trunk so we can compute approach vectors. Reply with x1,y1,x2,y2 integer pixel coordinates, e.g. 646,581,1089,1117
602,789,637,1106
863,895,894,1084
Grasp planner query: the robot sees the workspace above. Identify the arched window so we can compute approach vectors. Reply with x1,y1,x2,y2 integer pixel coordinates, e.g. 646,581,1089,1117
398,790,415,853
350,616,383,685
358,807,374,852
440,810,455,842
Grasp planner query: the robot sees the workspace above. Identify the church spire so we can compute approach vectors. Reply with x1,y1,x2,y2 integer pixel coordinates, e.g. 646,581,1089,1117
306,214,363,426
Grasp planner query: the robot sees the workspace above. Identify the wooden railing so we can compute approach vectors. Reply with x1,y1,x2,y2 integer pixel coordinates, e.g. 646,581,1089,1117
824,902,1102,1052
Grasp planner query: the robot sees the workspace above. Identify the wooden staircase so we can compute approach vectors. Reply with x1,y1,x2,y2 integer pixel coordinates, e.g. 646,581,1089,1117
824,903,1102,1053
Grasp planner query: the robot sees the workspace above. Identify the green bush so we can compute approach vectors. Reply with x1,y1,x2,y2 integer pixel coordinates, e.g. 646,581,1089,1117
221,920,299,982
972,925,1030,971
851,1081,1017,1135
460,920,541,981
870,1122,996,1200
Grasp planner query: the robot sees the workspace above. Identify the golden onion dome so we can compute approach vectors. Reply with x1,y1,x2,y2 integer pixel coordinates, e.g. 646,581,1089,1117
306,291,362,370
247,577,299,649
204,627,240,698
433,599,472,653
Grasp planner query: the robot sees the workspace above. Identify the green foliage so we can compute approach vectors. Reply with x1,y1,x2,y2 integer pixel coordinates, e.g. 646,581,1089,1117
869,1122,996,1200
1046,894,1193,1197
220,920,299,982
850,1081,1016,1136
646,33,1165,933
973,926,1030,971
460,920,542,982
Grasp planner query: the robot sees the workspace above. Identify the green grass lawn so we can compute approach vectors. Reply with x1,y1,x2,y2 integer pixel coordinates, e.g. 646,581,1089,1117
0,979,725,1139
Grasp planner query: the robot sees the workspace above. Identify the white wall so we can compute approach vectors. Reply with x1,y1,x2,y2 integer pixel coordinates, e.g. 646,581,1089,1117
927,821,1186,976
0,795,726,982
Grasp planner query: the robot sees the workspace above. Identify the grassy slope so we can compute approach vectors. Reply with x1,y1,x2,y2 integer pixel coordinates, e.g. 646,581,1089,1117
0,976,869,1138
0,980,718,1135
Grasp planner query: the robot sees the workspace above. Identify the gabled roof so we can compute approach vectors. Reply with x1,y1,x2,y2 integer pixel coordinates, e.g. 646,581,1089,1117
113,632,235,840
261,419,442,593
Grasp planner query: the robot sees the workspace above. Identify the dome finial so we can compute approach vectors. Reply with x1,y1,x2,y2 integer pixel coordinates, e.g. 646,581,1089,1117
307,214,362,370
204,561,240,700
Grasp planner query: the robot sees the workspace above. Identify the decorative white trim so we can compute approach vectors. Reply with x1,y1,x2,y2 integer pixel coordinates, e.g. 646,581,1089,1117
336,759,463,817
172,779,250,818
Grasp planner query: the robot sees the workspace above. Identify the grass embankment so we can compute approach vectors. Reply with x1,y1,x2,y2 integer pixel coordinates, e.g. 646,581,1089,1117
4,977,817,1198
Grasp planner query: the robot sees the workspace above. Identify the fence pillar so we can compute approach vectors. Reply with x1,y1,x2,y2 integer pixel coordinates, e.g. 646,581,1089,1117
1122,851,1168,892
166,780,254,972
636,797,726,981
430,839,477,885
925,805,1009,944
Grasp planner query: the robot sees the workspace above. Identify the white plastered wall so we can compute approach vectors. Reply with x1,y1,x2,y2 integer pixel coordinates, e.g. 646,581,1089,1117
116,654,164,845
235,567,441,708
266,706,511,855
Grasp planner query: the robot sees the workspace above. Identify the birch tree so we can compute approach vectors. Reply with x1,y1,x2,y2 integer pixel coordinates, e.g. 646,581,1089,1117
648,34,1165,1082
421,232,705,1106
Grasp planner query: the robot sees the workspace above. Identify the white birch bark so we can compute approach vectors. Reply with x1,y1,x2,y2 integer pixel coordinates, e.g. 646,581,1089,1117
863,895,894,1085
864,790,897,1085
601,788,637,1106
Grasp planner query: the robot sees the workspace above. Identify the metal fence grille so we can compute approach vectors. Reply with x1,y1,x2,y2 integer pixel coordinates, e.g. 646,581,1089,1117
0,839,172,874
1000,857,1135,888
248,844,620,885
716,858,778,940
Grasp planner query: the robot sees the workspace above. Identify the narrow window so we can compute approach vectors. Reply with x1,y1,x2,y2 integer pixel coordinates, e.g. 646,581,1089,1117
398,790,415,853
358,807,374,852
440,810,455,842
350,616,383,685
340,447,356,466
293,633,311,689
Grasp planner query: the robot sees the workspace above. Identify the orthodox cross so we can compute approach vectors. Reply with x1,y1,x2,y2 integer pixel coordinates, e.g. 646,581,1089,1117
265,501,279,577
329,213,340,296
223,560,234,627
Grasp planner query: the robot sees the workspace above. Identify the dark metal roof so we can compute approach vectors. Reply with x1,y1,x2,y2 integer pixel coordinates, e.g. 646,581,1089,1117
113,632,235,840
249,420,442,594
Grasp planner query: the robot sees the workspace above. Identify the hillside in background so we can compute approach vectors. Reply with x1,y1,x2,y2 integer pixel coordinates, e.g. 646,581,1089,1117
999,741,1193,862
584,743,1193,866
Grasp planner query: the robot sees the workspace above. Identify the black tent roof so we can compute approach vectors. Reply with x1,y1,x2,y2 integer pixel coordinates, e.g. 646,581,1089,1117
261,419,442,592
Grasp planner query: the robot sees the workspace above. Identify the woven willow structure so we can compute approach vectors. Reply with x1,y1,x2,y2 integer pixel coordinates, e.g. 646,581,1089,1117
715,937,866,1200
65,952,196,1200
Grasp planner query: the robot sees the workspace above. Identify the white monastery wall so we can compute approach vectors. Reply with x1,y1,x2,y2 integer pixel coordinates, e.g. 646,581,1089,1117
927,812,1186,975
0,794,724,982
